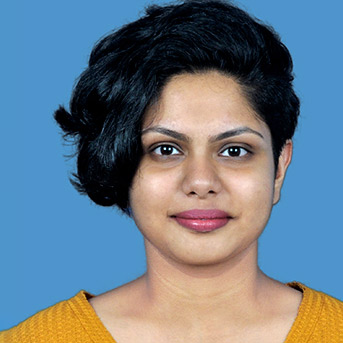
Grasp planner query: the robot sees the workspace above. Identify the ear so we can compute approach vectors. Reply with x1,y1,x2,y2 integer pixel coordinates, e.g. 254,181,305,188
273,140,293,205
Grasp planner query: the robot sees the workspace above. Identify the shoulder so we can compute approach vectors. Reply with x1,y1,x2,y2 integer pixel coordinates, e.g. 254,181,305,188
0,291,97,343
311,285,343,323
286,281,343,341
306,284,343,339
288,281,343,314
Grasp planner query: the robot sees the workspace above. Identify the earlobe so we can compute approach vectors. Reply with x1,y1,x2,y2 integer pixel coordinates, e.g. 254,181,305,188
273,140,293,205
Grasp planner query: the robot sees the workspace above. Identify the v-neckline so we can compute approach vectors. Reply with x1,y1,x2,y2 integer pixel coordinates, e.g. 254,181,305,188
68,281,322,343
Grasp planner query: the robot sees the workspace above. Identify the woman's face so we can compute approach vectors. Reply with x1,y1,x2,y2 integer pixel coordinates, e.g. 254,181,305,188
129,71,291,266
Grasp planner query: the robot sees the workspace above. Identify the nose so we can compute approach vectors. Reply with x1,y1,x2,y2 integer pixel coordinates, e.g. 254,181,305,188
181,155,222,198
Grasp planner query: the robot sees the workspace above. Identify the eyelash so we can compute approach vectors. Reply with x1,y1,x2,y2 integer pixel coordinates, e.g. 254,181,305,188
150,143,251,158
219,146,249,157
150,144,182,157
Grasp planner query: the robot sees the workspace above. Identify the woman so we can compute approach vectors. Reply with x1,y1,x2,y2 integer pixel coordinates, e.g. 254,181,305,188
1,0,342,342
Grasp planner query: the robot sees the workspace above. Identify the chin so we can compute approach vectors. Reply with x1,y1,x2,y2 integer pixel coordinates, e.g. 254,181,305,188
165,237,258,270
168,247,239,268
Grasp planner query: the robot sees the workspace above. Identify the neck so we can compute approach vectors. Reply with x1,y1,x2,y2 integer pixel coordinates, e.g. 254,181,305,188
139,240,273,325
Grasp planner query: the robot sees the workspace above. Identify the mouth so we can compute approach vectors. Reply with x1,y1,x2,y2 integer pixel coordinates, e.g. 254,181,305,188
171,209,232,233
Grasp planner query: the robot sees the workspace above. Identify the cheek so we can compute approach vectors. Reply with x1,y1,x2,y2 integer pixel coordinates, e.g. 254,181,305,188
229,168,275,219
129,165,177,219
129,167,178,247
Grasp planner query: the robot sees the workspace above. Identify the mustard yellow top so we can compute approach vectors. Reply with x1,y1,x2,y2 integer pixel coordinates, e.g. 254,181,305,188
1,282,342,342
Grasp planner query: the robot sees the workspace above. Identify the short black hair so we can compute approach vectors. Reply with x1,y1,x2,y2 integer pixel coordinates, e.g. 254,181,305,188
55,0,300,214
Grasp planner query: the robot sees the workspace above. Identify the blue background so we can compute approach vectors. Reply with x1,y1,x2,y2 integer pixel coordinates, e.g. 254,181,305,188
1,0,342,330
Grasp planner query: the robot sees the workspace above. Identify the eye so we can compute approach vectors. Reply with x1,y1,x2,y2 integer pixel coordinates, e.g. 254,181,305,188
220,146,249,157
152,144,182,156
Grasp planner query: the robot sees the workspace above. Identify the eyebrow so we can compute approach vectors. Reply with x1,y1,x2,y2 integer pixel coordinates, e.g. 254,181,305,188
141,126,264,142
210,127,264,142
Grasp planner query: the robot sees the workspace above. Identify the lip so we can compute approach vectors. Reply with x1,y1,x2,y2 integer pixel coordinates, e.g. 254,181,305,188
171,209,231,232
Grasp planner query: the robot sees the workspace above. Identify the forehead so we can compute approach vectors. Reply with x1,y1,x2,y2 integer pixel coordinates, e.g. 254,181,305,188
143,71,269,137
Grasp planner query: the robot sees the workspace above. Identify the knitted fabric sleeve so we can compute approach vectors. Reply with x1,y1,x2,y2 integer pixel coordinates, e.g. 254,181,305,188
0,291,116,343
285,281,343,342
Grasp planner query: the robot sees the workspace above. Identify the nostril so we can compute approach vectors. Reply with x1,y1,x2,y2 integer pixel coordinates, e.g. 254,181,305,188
187,189,216,197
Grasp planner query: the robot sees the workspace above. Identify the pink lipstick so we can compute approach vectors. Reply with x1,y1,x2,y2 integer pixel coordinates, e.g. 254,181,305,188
172,209,230,232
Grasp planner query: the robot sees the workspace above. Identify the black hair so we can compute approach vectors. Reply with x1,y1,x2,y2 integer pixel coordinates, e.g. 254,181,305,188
55,0,300,214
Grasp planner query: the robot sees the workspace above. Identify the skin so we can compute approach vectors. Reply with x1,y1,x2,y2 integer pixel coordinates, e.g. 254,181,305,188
90,71,303,342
